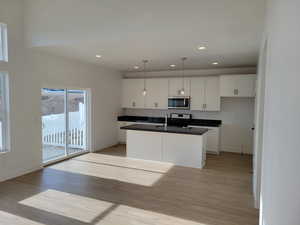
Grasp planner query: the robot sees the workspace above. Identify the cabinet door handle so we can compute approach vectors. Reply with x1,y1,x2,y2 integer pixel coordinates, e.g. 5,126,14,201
234,89,239,95
154,102,158,108
132,101,136,107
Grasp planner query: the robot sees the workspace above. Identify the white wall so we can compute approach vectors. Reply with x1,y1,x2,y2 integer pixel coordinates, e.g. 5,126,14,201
0,0,122,182
259,0,300,224
253,39,267,208
30,51,122,152
124,97,255,154
0,0,41,182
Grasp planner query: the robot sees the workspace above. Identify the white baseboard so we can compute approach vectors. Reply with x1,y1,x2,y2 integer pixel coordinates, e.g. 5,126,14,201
0,165,43,182
94,142,121,152
206,151,219,155
221,145,253,154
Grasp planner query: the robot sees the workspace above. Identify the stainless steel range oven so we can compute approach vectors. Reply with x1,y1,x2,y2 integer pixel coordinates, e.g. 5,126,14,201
168,97,190,110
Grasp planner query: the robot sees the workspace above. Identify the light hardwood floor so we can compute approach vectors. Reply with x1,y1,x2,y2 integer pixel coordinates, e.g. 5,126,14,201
0,145,258,225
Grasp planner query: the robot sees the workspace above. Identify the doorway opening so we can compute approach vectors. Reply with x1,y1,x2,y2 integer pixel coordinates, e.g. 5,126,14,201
41,88,89,163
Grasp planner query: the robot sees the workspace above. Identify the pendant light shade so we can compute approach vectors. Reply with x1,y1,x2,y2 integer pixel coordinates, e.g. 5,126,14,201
142,60,148,96
180,57,187,95
142,89,147,96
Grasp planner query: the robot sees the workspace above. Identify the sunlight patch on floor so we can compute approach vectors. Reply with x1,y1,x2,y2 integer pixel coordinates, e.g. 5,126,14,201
97,204,208,225
0,210,44,225
19,189,114,223
50,158,173,186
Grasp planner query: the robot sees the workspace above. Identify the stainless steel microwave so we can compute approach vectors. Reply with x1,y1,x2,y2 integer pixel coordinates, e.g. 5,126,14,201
168,97,190,109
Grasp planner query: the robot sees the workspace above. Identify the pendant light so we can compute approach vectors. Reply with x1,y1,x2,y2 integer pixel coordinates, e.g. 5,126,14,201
142,60,148,96
180,57,187,95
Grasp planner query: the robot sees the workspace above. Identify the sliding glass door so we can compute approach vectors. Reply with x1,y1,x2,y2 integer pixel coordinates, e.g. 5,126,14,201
67,90,87,156
41,89,66,162
41,88,88,163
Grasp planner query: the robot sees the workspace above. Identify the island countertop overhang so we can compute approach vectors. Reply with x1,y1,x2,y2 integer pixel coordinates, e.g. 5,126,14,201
121,124,209,136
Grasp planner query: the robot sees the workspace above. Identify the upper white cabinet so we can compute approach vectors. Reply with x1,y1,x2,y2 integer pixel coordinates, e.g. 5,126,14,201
122,79,145,108
145,78,168,109
190,77,205,110
205,77,221,111
122,74,256,109
191,77,220,111
168,78,190,96
220,75,256,97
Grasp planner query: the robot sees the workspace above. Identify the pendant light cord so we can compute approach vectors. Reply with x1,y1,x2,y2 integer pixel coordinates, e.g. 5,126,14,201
142,60,148,91
181,57,187,92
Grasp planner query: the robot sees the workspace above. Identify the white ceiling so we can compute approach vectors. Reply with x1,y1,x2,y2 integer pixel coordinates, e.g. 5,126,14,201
26,0,265,72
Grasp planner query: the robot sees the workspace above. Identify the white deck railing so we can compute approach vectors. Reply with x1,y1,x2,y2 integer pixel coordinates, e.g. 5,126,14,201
43,128,85,148
42,107,86,149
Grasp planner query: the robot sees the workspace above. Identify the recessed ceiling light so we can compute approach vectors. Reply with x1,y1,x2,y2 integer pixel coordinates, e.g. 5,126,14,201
170,64,176,68
198,46,207,50
134,66,139,69
212,62,219,65
96,54,102,58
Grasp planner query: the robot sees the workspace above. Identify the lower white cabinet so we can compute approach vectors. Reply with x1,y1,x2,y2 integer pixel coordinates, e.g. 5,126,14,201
188,126,220,154
162,132,206,168
127,130,163,161
118,122,133,143
118,122,161,143
119,122,221,155
127,130,207,168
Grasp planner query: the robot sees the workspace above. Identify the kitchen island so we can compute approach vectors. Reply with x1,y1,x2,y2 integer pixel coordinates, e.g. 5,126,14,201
121,124,208,169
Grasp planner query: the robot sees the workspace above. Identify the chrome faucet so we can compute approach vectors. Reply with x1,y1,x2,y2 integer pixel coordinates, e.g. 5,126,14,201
164,114,168,128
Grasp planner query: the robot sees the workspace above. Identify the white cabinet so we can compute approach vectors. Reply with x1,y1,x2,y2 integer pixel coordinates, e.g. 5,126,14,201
168,78,190,96
122,79,145,108
190,77,205,110
118,121,136,143
127,130,206,169
204,127,220,154
162,132,206,168
191,77,220,111
145,79,168,109
220,75,256,97
188,125,220,154
205,77,221,111
118,122,162,143
120,122,220,155
127,130,163,161
118,122,127,143
121,74,256,110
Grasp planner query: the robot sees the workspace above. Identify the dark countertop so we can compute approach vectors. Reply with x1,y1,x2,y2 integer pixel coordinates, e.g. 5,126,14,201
118,115,222,127
121,124,209,136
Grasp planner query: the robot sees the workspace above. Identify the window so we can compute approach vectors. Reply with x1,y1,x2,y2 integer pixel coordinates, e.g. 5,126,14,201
0,72,10,153
0,23,8,62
